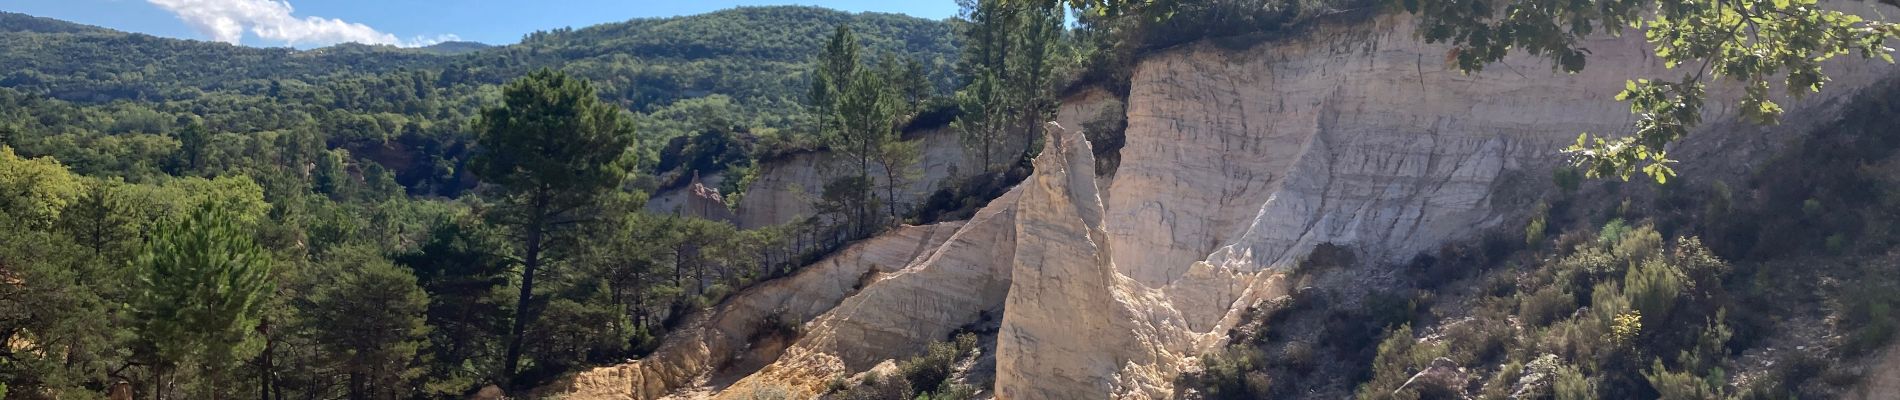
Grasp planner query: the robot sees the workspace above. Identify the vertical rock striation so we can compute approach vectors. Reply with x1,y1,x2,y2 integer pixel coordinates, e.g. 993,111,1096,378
995,123,1154,399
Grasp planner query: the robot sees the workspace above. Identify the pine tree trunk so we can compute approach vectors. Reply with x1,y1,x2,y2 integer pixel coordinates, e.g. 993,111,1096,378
503,192,550,382
347,371,366,400
258,320,274,400
885,166,901,224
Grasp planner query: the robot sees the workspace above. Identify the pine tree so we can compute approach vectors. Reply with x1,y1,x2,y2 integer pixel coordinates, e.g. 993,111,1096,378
470,69,636,381
827,61,903,237
394,218,511,393
131,200,274,400
171,117,210,175
300,246,431,400
810,25,862,144
875,138,921,223
60,178,140,258
953,0,1067,171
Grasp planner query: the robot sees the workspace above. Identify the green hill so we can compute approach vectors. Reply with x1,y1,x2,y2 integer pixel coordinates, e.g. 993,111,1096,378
0,6,958,195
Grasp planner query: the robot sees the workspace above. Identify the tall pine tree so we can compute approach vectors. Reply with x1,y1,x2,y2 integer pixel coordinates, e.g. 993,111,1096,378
470,69,636,381
131,200,274,400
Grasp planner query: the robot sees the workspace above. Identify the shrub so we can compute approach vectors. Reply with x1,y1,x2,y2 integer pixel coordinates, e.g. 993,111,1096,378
753,311,803,342
1703,181,1733,222
1198,344,1270,399
831,371,914,400
1518,286,1577,327
1554,167,1583,194
1477,361,1523,400
1301,243,1359,271
1608,311,1643,350
1277,341,1318,374
1840,281,1900,354
1826,233,1850,254
1527,202,1550,246
1446,312,1513,365
1552,362,1596,400
900,333,978,395
1354,325,1448,400
923,383,978,400
1643,359,1720,400
1598,218,1631,244
1609,225,1663,266
1623,257,1683,329
826,376,850,393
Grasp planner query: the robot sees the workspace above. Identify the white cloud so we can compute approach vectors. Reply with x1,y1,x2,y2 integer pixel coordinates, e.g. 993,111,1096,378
145,0,451,47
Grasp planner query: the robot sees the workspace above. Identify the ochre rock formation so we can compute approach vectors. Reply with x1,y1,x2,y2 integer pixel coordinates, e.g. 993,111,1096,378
544,5,1898,398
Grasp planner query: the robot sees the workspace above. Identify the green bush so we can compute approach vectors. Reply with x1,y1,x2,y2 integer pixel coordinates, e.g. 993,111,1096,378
1526,204,1550,247
1518,286,1577,327
1354,325,1448,400
1552,362,1596,400
1826,233,1850,254
1445,311,1513,364
1841,283,1900,354
1554,167,1583,194
1598,218,1631,244
1198,344,1271,399
900,333,978,395
1623,257,1683,330
1643,359,1721,400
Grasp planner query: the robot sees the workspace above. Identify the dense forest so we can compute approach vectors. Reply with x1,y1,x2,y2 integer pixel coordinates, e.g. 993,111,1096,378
0,6,983,399
2,0,1896,398
0,7,958,197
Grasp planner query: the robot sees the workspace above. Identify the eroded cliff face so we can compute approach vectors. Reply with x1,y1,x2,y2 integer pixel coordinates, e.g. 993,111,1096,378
536,221,963,399
643,126,1013,229
718,188,1022,397
739,127,1024,229
994,123,1156,399
545,6,1897,398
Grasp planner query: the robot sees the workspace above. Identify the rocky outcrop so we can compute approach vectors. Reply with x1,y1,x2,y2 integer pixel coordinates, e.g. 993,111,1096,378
717,188,1023,397
646,173,738,222
729,126,1026,229
536,222,963,399
1106,6,1897,289
552,4,1899,398
994,123,1166,399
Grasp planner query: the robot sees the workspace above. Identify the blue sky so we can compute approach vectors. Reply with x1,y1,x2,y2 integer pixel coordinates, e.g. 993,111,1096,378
3,0,961,48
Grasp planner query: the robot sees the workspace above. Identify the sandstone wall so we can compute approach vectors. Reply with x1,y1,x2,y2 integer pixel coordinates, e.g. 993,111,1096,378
645,173,726,218
730,126,1015,229
1107,7,1898,290
536,222,963,399
550,5,1899,398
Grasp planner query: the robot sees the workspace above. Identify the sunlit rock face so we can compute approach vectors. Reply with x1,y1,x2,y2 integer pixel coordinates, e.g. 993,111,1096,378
534,221,964,399
729,126,1024,229
1103,10,1898,289
546,4,1898,398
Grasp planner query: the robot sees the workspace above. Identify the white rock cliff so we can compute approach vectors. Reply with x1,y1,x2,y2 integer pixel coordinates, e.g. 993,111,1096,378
544,5,1898,398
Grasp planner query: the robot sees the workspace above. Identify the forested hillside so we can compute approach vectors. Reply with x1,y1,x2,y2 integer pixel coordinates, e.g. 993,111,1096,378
0,6,970,399
3,0,1897,399
0,7,956,196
